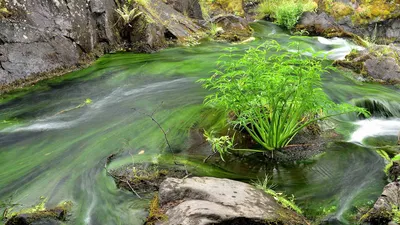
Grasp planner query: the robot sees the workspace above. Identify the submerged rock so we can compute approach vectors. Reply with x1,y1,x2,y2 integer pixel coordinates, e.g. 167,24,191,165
109,163,187,193
157,177,308,225
5,203,71,225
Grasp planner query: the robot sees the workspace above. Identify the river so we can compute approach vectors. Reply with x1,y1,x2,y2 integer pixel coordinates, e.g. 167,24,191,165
0,21,399,224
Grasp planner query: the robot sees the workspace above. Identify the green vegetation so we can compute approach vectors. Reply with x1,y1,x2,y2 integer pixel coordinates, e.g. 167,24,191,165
145,193,167,225
199,0,244,18
321,0,400,25
392,205,400,224
115,3,143,25
135,0,149,6
199,41,368,152
377,149,393,176
254,176,302,214
0,195,20,221
323,1,353,19
256,0,317,29
0,0,9,18
203,129,234,161
209,23,223,38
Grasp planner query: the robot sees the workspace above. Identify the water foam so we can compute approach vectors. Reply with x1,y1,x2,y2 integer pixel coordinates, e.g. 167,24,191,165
350,118,400,143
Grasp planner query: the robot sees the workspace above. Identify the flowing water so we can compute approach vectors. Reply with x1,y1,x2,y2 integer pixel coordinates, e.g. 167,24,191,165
0,21,399,224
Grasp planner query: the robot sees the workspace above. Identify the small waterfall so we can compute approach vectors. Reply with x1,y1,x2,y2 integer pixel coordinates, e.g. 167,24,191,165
349,98,400,144
354,98,400,118
317,37,364,60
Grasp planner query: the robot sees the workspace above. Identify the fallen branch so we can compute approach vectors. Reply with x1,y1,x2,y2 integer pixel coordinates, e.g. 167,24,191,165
123,179,142,199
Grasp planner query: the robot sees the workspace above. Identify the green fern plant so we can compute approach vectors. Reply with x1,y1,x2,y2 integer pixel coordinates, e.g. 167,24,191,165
115,5,143,26
203,129,234,161
199,41,369,152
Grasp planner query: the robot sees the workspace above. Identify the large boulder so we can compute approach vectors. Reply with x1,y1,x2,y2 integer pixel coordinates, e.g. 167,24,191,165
157,177,308,225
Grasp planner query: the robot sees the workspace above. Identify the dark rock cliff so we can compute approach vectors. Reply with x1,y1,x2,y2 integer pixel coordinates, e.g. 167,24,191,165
0,0,119,85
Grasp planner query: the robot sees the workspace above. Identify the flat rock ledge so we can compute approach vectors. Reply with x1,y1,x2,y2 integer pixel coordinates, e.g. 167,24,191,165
156,177,308,225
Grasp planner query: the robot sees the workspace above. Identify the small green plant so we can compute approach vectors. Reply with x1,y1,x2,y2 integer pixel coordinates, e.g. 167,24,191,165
203,129,234,161
115,4,143,26
256,0,317,29
253,176,302,214
320,205,337,216
199,41,368,152
209,23,223,38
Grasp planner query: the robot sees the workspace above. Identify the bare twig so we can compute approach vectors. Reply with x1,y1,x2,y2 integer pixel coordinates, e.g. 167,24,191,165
123,179,142,199
284,143,314,148
104,152,142,199
203,152,218,163
133,103,189,176
133,103,173,155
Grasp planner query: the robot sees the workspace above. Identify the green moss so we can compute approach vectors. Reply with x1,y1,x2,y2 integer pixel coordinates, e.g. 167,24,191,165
0,0,10,18
6,200,72,224
326,2,354,19
321,0,400,25
145,193,167,225
199,0,245,17
214,0,244,16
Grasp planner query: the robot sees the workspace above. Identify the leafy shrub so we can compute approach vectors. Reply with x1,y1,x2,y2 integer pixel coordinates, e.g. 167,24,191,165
256,0,317,29
199,41,368,151
274,2,303,30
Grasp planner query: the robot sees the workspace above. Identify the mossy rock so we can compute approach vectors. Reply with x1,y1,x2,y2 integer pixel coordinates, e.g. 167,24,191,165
208,0,245,17
5,202,72,225
335,45,400,84
110,163,187,193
